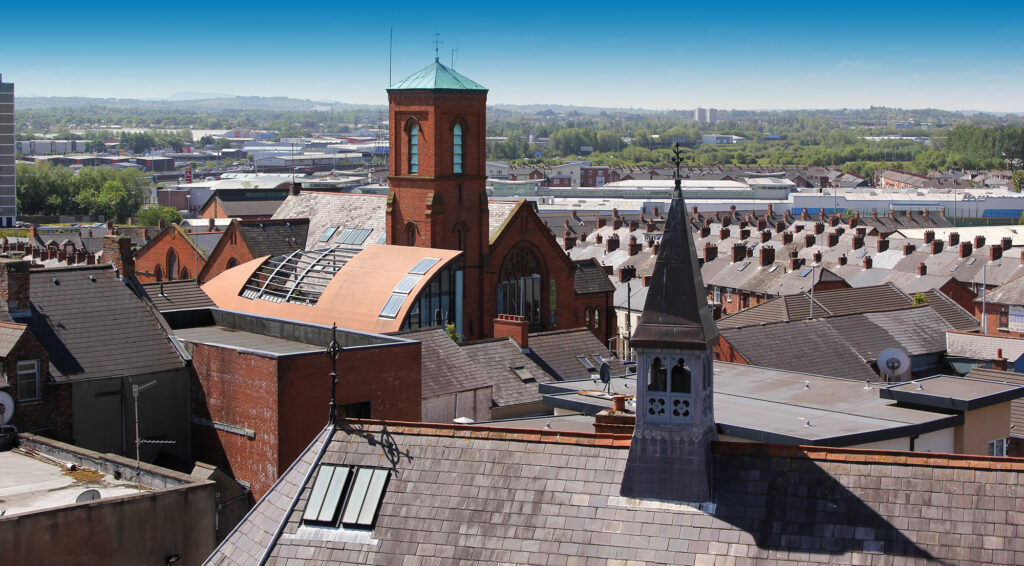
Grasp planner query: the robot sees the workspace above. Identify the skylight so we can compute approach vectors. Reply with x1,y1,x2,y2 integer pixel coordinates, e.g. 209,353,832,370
319,226,339,243
798,268,812,277
409,257,441,275
379,294,406,319
241,247,359,306
737,262,749,272
393,274,422,294
303,465,389,529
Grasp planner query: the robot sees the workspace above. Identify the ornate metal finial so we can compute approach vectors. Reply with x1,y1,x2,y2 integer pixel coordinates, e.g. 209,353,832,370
433,33,443,62
671,142,684,198
326,323,342,425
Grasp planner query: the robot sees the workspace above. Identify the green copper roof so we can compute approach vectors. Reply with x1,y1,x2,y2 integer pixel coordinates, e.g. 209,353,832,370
389,59,487,91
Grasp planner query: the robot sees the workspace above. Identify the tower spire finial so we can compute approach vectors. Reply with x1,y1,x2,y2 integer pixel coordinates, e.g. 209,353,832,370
433,33,443,62
671,142,684,199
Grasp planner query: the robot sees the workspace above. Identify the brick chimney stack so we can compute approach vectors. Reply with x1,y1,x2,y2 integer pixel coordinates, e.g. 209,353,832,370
563,230,576,251
904,244,916,256
813,250,823,264
801,208,808,220
760,246,775,267
863,256,873,269
994,349,1008,372
720,227,730,240
704,244,718,262
782,232,793,245
877,239,889,252
948,232,960,246
619,266,636,282
975,235,986,249
731,243,746,263
761,230,771,243
628,236,642,256
775,221,786,233
838,254,848,266
103,234,136,280
827,233,840,248
814,222,825,235
991,245,1003,262
931,240,943,255
0,259,31,318
1002,237,1012,251
700,226,710,238
794,224,804,233
597,217,606,229
740,229,750,241
493,314,529,351
605,234,619,253
960,242,973,258
917,262,927,276
789,252,802,271
804,234,816,247
923,230,935,245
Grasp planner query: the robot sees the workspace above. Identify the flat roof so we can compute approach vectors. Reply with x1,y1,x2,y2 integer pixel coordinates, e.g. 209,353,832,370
0,450,141,517
172,325,323,357
541,363,970,446
881,375,1024,411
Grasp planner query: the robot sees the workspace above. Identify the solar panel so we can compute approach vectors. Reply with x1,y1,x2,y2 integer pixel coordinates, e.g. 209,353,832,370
409,257,441,275
393,274,422,294
379,293,406,318
319,226,339,243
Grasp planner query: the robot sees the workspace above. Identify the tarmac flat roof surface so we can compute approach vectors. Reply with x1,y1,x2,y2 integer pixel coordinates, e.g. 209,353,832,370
542,363,960,445
0,450,140,517
173,325,322,356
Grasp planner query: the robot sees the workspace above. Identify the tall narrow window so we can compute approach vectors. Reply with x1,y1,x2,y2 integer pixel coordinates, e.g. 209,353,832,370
453,124,463,174
409,124,419,174
671,359,692,394
17,360,40,402
167,249,178,281
648,358,666,392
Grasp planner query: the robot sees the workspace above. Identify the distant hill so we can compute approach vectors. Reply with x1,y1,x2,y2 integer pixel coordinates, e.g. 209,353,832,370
166,91,236,101
17,95,384,112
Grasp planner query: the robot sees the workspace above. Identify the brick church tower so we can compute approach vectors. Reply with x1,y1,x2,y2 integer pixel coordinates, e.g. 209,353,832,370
386,59,489,339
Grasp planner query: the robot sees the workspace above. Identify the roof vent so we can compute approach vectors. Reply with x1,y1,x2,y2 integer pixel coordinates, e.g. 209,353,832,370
52,278,59,285
88,275,96,282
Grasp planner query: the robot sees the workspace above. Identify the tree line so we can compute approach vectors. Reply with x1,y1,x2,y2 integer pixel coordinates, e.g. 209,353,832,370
16,162,148,221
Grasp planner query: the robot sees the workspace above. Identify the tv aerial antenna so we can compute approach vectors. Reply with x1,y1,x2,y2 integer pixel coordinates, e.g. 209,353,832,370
129,377,176,490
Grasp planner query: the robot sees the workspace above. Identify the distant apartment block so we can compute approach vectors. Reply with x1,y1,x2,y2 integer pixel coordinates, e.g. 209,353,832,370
694,106,718,123
0,74,14,226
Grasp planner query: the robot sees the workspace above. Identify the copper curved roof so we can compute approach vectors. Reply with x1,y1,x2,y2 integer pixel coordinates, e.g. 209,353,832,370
202,244,462,334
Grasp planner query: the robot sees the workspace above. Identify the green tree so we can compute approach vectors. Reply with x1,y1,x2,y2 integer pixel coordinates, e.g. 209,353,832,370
1013,170,1024,193
135,205,183,226
912,293,929,305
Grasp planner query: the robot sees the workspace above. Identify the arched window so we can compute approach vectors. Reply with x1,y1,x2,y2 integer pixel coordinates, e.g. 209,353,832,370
167,249,178,281
453,123,463,174
409,123,419,174
497,244,546,327
180,267,190,280
648,357,666,392
593,308,600,329
154,265,163,282
671,359,692,394
226,257,239,269
585,310,591,328
405,222,417,246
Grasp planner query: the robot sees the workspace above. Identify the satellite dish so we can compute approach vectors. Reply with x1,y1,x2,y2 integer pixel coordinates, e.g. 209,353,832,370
75,489,101,503
599,362,611,384
878,348,911,382
0,391,14,425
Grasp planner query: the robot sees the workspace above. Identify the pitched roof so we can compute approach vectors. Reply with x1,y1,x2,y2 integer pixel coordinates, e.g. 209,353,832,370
388,59,487,91
271,191,387,250
211,194,288,218
24,266,184,381
720,320,878,380
210,422,1024,565
392,327,493,399
487,200,520,241
526,328,628,381
572,258,614,295
141,280,216,313
0,321,26,357
238,218,309,258
921,289,979,330
982,273,1024,305
461,337,555,408
631,184,718,350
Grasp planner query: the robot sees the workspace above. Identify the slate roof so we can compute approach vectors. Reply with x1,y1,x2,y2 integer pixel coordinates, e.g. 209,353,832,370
461,337,555,409
572,258,614,295
947,330,1024,362
0,322,26,357
209,421,1024,566
238,218,309,258
720,320,879,381
488,200,519,241
24,266,185,381
141,280,216,313
391,327,493,399
211,195,287,219
526,328,628,381
271,192,387,250
388,59,487,91
922,289,979,330
981,273,1024,305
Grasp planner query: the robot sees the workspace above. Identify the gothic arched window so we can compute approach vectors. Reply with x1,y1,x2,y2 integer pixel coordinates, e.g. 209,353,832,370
167,249,178,281
154,265,163,282
405,222,417,246
409,123,419,174
453,123,463,174
497,244,546,327
671,359,692,394
648,357,666,392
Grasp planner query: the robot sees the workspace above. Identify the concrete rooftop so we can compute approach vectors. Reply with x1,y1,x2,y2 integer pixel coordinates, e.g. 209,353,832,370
0,449,140,517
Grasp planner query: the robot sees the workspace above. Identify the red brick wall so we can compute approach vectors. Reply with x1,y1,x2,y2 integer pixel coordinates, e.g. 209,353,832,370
277,342,420,473
189,343,280,498
189,340,421,499
199,222,254,283
940,279,978,314
3,327,71,442
135,227,209,283
714,337,750,364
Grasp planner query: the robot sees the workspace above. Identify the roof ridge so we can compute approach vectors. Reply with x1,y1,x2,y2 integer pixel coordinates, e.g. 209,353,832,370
337,419,631,446
713,441,1024,470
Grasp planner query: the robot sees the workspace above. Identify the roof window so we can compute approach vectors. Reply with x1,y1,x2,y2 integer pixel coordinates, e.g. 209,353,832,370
302,465,390,530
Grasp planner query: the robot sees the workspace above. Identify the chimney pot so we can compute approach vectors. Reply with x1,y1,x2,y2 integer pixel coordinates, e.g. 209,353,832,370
493,314,530,350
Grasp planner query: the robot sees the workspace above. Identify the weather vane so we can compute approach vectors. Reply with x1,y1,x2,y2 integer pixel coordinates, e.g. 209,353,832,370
326,323,342,425
671,142,684,197
433,33,443,62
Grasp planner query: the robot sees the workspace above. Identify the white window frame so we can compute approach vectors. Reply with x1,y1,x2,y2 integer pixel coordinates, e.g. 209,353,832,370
17,359,40,402
988,438,1007,457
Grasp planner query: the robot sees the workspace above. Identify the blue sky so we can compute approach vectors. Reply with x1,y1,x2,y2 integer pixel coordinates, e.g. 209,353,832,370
5,1,1024,111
